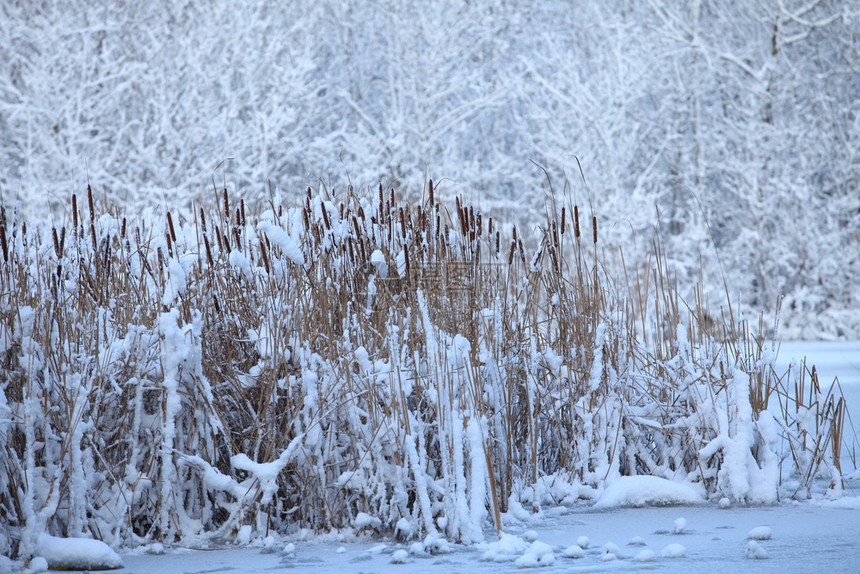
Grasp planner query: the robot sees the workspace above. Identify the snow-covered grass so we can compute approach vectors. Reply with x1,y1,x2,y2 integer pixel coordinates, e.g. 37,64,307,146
0,183,852,562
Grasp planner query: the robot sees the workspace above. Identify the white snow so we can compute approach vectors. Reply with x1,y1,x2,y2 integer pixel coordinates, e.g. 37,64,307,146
256,221,304,265
746,540,768,559
661,543,686,558
674,517,687,533
748,526,772,540
560,544,583,558
635,549,656,562
390,549,408,564
34,534,123,570
596,476,705,507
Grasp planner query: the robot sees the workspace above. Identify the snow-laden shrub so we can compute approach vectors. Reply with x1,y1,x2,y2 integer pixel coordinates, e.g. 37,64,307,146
0,183,850,559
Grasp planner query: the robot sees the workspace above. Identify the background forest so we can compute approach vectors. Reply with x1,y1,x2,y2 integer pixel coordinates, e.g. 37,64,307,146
2,0,859,338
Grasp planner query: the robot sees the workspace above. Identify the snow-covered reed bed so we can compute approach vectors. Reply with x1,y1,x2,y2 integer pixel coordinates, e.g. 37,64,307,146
0,183,849,558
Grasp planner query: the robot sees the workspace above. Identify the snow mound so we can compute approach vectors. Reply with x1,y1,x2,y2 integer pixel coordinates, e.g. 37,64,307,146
674,517,687,533
603,542,623,558
746,540,768,559
748,526,772,540
27,556,48,572
595,476,705,507
635,549,656,562
391,549,409,564
560,544,583,558
661,543,686,558
35,533,123,570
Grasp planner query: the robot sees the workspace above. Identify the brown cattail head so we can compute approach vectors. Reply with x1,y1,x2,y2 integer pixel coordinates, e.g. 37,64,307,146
203,233,213,266
560,206,566,235
223,188,229,221
72,194,78,230
259,240,270,273
428,179,434,207
321,203,331,230
4,224,12,261
87,185,95,222
574,205,581,238
52,227,60,257
121,217,127,239
167,211,177,243
592,215,598,244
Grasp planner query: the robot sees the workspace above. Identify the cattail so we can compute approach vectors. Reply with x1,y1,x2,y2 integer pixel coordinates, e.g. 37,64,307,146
552,221,559,249
400,207,407,240
87,184,95,221
235,207,241,228
560,206,566,235
508,239,516,265
104,241,111,277
71,194,78,231
204,233,213,266
259,240,270,273
302,206,310,232
199,207,207,233
52,227,60,257
1,224,8,263
404,246,411,275
387,210,393,243
347,237,355,265
495,230,500,255
518,238,526,266
352,216,362,240
390,187,395,209
574,205,581,238
592,216,598,244
90,223,97,252
321,203,331,230
428,179,434,207
233,227,241,250
240,198,246,227
358,238,367,264
59,227,65,253
223,188,229,222
167,211,177,244
121,217,127,239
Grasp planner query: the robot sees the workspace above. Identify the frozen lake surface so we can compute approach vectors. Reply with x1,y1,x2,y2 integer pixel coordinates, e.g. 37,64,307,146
11,341,860,574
